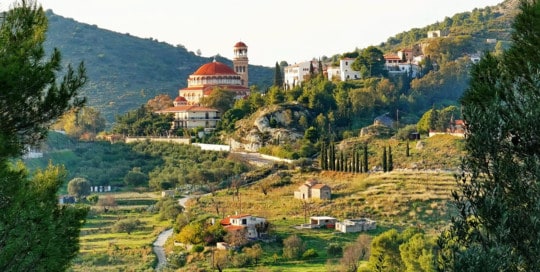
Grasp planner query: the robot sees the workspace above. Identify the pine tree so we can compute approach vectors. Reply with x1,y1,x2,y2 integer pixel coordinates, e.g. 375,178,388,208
438,1,540,270
0,2,88,270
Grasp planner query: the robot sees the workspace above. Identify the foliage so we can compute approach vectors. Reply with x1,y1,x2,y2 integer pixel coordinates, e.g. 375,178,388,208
0,2,88,270
112,218,142,235
352,46,387,78
53,107,106,140
43,11,273,124
112,105,173,136
124,168,149,187
283,235,305,260
0,1,86,158
438,1,540,271
67,177,91,199
200,87,237,114
0,163,88,271
155,196,184,221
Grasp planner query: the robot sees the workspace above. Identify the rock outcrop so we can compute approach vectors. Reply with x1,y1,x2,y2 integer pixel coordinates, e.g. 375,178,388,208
227,103,313,152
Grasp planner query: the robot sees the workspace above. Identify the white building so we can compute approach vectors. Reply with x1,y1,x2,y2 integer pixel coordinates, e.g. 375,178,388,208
220,214,268,239
283,60,320,89
335,218,376,233
157,96,219,131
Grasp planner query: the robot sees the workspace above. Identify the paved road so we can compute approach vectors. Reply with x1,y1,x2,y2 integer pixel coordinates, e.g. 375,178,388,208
153,195,192,271
153,228,173,271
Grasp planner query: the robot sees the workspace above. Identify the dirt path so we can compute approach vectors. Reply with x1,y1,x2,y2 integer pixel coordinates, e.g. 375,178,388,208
153,228,173,271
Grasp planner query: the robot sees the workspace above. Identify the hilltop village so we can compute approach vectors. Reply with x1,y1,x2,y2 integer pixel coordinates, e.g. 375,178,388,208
13,0,536,271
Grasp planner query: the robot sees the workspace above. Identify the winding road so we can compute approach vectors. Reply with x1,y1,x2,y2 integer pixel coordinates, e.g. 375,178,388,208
152,195,192,271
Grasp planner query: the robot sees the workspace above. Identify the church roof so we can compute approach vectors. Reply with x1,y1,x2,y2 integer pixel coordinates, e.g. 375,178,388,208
174,96,187,102
193,61,237,76
234,41,247,47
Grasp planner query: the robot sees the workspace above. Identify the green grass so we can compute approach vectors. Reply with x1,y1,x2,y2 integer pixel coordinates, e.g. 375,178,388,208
68,191,170,272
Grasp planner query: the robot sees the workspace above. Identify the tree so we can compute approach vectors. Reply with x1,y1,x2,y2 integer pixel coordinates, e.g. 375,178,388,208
0,163,88,271
146,94,173,111
199,88,236,114
381,146,387,172
97,195,117,212
67,177,91,200
124,168,149,187
352,46,386,78
243,244,263,265
438,1,540,271
340,234,371,272
273,62,283,88
113,218,142,235
0,1,88,270
283,235,305,260
0,1,86,158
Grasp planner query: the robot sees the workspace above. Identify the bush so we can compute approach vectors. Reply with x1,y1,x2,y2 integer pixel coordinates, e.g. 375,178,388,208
302,248,319,259
191,244,204,253
327,243,343,257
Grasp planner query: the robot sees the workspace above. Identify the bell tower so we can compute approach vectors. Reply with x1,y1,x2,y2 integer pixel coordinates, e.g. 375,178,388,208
233,41,249,87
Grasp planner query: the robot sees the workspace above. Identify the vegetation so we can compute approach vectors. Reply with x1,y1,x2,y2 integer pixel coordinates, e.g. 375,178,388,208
43,11,273,124
438,1,540,270
0,1,88,270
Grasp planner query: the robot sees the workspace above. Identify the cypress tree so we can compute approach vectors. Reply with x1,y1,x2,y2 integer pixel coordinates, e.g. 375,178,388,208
406,139,410,157
363,145,369,173
273,62,283,88
320,142,326,170
356,150,361,173
382,147,387,172
388,146,393,172
340,151,344,172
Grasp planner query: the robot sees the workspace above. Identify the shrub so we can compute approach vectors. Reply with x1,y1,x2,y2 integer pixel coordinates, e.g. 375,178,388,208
191,244,204,253
302,248,318,259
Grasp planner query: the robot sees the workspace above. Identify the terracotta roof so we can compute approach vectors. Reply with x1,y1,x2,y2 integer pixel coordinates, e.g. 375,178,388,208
234,41,247,48
220,217,231,225
455,120,465,126
384,54,401,60
312,184,329,189
193,61,237,76
174,96,187,102
224,225,246,231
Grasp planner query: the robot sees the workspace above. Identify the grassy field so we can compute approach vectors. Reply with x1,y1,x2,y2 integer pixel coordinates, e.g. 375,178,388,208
68,191,170,272
178,135,463,270
67,134,464,271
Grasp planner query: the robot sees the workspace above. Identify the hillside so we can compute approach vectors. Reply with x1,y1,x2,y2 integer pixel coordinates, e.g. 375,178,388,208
43,10,273,124
378,0,519,54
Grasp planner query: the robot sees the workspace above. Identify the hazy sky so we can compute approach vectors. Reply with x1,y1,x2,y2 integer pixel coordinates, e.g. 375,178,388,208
24,0,504,67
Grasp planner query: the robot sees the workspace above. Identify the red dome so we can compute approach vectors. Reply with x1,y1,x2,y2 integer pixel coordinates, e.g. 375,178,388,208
234,41,247,48
174,96,187,102
193,61,236,76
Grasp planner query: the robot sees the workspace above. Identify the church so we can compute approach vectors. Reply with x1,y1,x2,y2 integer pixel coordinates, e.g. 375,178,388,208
179,41,250,105
157,41,250,131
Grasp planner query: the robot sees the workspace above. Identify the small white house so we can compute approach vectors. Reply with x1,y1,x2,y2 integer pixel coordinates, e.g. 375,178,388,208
335,218,376,233
220,214,267,239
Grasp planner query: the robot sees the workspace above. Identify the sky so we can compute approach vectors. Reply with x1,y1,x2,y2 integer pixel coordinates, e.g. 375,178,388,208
7,0,504,67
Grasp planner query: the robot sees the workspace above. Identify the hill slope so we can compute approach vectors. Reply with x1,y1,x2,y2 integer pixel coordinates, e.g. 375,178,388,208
43,10,273,124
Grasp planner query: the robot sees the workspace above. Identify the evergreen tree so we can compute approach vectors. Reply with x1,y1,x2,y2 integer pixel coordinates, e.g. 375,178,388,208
438,1,540,270
363,145,369,173
329,142,336,171
0,1,86,157
406,139,410,157
340,151,344,172
388,146,393,172
356,150,361,173
320,142,327,170
0,1,88,270
273,62,283,88
382,147,387,172
318,59,324,78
